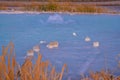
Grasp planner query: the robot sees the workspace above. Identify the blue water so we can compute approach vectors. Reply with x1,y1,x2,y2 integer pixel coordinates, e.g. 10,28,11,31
0,13,120,79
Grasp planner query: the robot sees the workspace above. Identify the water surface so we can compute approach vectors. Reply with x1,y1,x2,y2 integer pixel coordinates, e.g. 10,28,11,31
0,13,120,79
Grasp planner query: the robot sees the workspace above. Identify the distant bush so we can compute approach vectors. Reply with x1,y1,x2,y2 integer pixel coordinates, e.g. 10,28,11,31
38,3,58,11
46,3,58,11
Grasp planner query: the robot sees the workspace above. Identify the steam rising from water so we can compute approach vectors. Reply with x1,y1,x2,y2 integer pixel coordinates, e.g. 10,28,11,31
39,14,75,24
47,14,64,24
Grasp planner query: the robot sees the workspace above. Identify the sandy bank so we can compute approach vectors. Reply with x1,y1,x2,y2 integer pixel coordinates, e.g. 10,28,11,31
0,10,120,15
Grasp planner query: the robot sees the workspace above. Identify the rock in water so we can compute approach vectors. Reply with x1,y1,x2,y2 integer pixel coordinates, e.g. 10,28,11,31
85,36,91,42
93,41,99,47
47,41,59,49
27,49,34,57
33,45,40,52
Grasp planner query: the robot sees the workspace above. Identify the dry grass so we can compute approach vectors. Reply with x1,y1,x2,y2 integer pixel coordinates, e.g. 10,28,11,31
24,3,107,13
0,42,67,80
81,70,120,80
0,1,108,13
1,42,120,80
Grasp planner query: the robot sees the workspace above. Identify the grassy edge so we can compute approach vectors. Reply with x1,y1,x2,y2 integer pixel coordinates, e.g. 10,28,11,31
0,1,115,14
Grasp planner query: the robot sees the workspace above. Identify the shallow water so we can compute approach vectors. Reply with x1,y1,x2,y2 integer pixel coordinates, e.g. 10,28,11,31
0,13,120,79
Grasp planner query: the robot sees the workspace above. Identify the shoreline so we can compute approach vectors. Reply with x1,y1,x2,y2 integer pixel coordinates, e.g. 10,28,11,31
0,10,120,15
0,1,120,15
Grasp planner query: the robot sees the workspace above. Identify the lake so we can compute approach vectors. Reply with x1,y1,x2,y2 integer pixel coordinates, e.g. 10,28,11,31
0,13,120,79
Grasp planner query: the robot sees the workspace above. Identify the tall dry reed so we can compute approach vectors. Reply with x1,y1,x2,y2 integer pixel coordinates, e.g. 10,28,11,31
81,65,120,80
0,42,66,80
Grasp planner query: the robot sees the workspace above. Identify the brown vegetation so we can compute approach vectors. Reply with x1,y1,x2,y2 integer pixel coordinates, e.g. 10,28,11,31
81,70,120,80
1,42,120,80
0,42,67,80
0,0,119,2
0,1,108,13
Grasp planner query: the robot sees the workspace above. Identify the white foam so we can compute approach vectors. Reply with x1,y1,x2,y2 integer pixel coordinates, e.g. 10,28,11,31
72,32,77,36
40,40,46,44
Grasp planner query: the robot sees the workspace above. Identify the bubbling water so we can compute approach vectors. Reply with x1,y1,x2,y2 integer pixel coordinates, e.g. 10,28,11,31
47,14,64,24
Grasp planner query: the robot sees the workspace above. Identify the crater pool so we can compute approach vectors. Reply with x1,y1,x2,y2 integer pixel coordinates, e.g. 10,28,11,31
0,13,120,79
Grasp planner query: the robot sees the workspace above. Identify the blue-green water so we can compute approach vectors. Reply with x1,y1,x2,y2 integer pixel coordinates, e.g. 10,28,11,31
0,13,120,79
